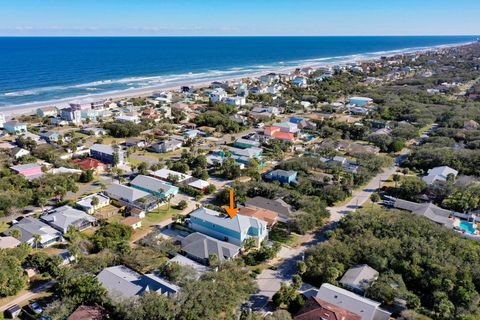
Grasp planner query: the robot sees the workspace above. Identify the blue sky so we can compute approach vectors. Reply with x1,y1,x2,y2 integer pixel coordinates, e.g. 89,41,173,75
1,0,478,36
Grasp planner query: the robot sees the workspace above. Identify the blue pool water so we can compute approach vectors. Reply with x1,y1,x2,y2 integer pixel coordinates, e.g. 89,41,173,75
459,221,477,234
0,36,474,107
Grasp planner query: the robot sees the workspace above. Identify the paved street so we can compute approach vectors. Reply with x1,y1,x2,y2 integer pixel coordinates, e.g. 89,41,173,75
0,281,56,312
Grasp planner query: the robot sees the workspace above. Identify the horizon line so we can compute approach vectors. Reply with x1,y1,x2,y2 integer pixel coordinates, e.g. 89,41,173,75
0,34,477,38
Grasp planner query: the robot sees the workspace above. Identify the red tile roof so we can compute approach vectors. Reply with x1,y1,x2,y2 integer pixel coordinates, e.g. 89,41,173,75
295,297,361,320
272,131,295,141
73,157,106,170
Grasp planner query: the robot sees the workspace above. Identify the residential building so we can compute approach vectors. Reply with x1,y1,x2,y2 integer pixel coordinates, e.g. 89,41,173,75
264,126,295,141
116,114,140,123
189,207,268,247
392,198,456,228
97,265,179,299
349,97,373,106
67,305,107,320
422,166,458,185
169,254,209,275
151,168,210,191
3,121,27,134
292,77,308,87
5,218,62,248
11,147,30,159
0,236,21,249
130,175,179,198
37,107,58,118
294,296,362,320
316,283,391,320
238,207,278,228
340,265,379,295
181,232,240,265
233,138,261,149
39,130,61,143
225,96,246,106
72,157,107,174
245,196,293,222
120,216,142,230
90,144,125,165
264,169,297,184
76,193,110,214
148,139,182,153
80,127,107,136
41,205,97,233
105,183,155,214
210,88,227,102
10,163,43,180
60,107,82,125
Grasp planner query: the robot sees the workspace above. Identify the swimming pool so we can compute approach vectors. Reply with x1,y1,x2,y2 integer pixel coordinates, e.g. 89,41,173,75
459,221,477,235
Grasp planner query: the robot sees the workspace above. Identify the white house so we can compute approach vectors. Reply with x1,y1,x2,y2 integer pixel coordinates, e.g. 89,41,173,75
422,166,459,185
225,96,246,106
210,88,227,103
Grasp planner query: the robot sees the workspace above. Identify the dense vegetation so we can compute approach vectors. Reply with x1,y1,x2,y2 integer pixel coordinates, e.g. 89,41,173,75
303,207,480,320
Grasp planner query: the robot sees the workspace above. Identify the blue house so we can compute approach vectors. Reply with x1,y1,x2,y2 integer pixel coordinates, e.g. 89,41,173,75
289,117,303,124
130,175,179,199
264,169,298,184
3,121,27,134
189,207,268,247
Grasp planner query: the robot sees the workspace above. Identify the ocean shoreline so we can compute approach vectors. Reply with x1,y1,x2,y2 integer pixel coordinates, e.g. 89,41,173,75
2,40,473,119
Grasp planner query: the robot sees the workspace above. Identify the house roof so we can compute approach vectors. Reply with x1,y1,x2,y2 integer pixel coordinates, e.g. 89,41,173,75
181,232,240,261
169,254,210,274
97,265,179,298
90,144,118,155
393,198,456,228
266,169,297,179
339,265,379,291
423,166,458,184
316,283,390,320
295,296,362,320
238,207,278,227
0,236,21,249
6,217,61,244
131,175,177,194
228,146,262,158
190,207,266,236
10,163,42,172
245,196,293,218
72,157,106,170
106,183,150,202
67,305,107,320
76,193,110,210
152,168,191,182
121,216,142,226
272,131,295,140
41,205,97,233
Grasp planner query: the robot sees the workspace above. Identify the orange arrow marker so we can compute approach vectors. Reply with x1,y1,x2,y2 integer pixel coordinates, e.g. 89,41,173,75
224,189,239,218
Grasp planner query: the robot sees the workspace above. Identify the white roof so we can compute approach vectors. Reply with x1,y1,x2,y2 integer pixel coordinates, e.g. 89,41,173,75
316,283,390,320
152,168,191,182
188,179,210,189
106,183,150,202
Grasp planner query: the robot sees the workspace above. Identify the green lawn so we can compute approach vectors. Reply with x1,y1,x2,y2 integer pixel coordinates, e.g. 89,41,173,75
0,220,10,233
144,205,181,227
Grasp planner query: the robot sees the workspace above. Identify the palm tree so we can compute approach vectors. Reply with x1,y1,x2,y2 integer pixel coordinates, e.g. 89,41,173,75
33,234,42,250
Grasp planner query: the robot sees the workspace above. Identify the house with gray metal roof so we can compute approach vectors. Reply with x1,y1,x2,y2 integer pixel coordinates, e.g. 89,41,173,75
4,218,62,248
189,207,268,247
339,265,379,294
105,183,157,214
41,205,97,233
181,232,240,265
130,175,179,198
97,265,179,299
169,254,210,274
392,198,456,228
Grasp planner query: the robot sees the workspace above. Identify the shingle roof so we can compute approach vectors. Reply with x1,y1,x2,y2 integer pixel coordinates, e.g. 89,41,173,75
245,196,293,218
339,265,379,291
181,232,240,261
393,198,456,228
97,265,179,299
6,217,61,244
41,205,97,233
295,296,362,320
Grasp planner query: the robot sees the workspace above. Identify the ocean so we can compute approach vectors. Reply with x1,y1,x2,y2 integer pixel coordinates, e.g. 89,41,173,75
0,36,474,108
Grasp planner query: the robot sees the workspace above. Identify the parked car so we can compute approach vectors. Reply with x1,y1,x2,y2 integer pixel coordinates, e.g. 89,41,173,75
5,305,22,318
29,302,43,314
